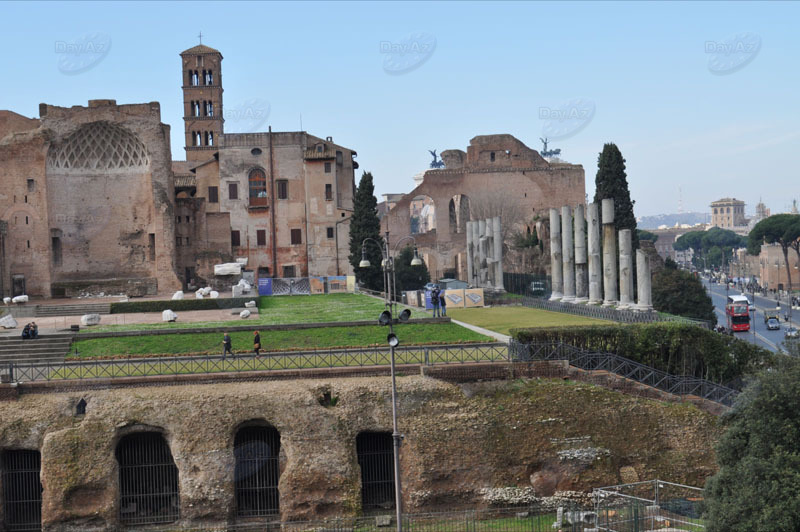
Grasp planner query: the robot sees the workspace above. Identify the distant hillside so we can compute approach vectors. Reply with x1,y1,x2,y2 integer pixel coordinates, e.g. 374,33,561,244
638,212,710,229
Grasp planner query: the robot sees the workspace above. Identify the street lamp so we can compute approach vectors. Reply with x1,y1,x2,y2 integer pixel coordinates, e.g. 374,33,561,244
359,230,422,532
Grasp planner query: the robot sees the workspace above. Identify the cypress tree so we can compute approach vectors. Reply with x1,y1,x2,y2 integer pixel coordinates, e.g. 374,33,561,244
348,172,385,291
594,143,638,249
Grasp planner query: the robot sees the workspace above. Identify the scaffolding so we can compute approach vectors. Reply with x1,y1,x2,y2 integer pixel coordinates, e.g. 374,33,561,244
593,479,705,531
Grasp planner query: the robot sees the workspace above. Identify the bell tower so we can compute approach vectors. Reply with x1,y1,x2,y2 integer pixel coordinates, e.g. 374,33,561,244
180,41,224,162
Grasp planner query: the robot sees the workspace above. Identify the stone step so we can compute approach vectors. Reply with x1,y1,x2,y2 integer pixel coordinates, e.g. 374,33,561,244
35,304,111,317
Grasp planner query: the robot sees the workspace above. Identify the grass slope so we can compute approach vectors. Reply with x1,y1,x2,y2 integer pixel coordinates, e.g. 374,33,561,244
447,306,610,335
70,323,490,358
82,294,424,333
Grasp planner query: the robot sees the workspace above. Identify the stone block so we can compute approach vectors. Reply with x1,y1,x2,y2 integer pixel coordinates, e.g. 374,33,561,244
12,295,28,304
172,290,184,300
195,290,204,299
162,309,178,322
80,314,101,326
3,297,10,305
239,309,251,319
375,515,392,527
209,291,220,299
232,285,243,298
244,301,256,308
0,313,18,329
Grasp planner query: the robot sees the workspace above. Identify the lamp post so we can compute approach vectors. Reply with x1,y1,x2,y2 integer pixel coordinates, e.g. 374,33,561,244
359,230,422,532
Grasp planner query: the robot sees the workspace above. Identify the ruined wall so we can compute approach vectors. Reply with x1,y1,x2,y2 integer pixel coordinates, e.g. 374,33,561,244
0,118,51,298
41,100,181,295
0,374,718,531
383,135,585,280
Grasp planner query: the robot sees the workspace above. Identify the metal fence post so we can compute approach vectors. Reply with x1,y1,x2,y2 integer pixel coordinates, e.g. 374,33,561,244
424,347,429,366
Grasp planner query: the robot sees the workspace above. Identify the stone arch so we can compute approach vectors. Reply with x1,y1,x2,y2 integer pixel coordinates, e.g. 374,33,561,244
448,194,471,234
233,421,281,518
47,121,150,171
355,431,395,511
410,195,436,235
115,430,179,525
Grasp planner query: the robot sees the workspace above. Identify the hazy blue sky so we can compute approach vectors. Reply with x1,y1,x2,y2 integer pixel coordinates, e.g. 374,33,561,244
2,1,798,217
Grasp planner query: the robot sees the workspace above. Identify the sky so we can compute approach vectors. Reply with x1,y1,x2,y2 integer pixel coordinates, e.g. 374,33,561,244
1,1,798,217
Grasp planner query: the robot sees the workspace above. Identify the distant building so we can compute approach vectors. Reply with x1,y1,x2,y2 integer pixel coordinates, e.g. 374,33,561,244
710,198,749,234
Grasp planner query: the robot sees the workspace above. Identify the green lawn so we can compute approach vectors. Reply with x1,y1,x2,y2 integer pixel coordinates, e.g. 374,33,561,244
447,306,611,336
82,294,427,333
70,322,490,358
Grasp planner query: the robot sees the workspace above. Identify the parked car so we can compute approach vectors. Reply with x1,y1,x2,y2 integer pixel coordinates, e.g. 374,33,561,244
786,326,799,339
767,318,781,331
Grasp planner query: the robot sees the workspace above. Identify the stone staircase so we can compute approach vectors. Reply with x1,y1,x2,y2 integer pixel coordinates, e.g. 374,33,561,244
0,332,74,366
35,303,111,317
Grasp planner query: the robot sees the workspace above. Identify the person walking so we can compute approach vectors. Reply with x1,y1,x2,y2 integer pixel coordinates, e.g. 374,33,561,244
431,286,440,318
222,331,232,359
439,290,447,316
253,331,261,357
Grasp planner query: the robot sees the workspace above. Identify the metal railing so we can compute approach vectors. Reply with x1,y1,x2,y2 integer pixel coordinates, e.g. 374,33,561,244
522,296,713,328
5,343,510,383
3,339,737,406
509,341,739,407
127,505,595,531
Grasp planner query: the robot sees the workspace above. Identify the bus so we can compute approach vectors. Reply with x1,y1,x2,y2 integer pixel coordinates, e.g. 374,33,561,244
726,294,751,332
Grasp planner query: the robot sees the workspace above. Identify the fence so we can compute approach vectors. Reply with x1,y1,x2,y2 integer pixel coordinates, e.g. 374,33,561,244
522,296,713,329
4,340,738,407
509,341,739,407
126,505,597,531
593,479,706,531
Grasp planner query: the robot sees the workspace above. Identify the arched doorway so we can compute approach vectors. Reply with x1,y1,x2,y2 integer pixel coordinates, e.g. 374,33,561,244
234,425,281,517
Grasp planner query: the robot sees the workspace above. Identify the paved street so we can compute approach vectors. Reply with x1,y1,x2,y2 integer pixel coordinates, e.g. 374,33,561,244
703,279,796,353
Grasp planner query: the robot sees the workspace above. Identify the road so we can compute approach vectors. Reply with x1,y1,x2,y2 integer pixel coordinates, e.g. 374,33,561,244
703,279,795,353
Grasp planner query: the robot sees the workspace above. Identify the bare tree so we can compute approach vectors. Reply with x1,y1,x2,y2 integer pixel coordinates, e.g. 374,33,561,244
467,190,529,243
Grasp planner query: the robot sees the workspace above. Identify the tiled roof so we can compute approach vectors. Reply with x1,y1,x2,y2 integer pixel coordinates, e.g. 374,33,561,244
181,44,221,55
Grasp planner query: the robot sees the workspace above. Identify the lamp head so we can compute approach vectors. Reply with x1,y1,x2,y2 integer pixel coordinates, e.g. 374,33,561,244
411,246,423,266
387,333,399,348
398,309,411,322
378,310,392,326
359,247,371,268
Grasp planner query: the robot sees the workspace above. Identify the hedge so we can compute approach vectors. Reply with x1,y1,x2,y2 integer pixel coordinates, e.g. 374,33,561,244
110,297,260,314
510,322,775,386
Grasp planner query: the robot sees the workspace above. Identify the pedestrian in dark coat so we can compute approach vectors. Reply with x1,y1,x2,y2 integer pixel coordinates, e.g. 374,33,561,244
222,332,232,359
253,331,261,356
439,291,447,316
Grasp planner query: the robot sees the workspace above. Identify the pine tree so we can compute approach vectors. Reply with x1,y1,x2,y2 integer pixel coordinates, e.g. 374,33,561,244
348,172,385,291
594,143,638,249
393,245,431,293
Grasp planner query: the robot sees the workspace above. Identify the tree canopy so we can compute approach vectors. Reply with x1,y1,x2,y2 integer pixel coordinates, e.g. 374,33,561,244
673,227,747,270
652,263,716,324
747,214,800,293
348,172,385,291
704,358,800,531
593,143,638,249
637,229,659,243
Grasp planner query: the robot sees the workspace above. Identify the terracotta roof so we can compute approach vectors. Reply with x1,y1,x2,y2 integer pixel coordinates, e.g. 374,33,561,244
180,44,222,56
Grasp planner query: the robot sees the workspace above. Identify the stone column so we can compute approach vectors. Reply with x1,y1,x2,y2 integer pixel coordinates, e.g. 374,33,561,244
466,221,474,287
471,221,481,286
492,216,504,291
618,229,634,310
587,202,602,305
478,219,487,287
636,249,653,311
601,199,618,307
574,204,588,303
549,208,563,300
561,205,575,303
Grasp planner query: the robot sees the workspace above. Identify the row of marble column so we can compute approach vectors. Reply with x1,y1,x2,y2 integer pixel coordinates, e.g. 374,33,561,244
466,216,505,291
549,199,652,311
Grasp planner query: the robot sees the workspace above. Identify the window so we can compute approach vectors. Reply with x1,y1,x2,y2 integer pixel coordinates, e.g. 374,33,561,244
2,450,43,531
27,179,34,192
234,425,281,517
356,432,395,510
149,234,155,261
176,236,182,247
257,229,267,246
228,182,239,201
116,433,180,525
176,216,181,224
277,180,288,200
251,148,262,156
324,162,332,173
52,236,62,266
258,266,270,277
490,152,496,162
325,184,333,201
282,265,296,278
185,237,190,246
231,230,241,247
290,229,302,245
208,186,219,203
248,169,268,207
327,227,334,239
336,151,343,165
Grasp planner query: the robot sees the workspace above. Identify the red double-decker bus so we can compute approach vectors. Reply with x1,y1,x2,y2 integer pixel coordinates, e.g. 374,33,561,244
726,295,751,332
